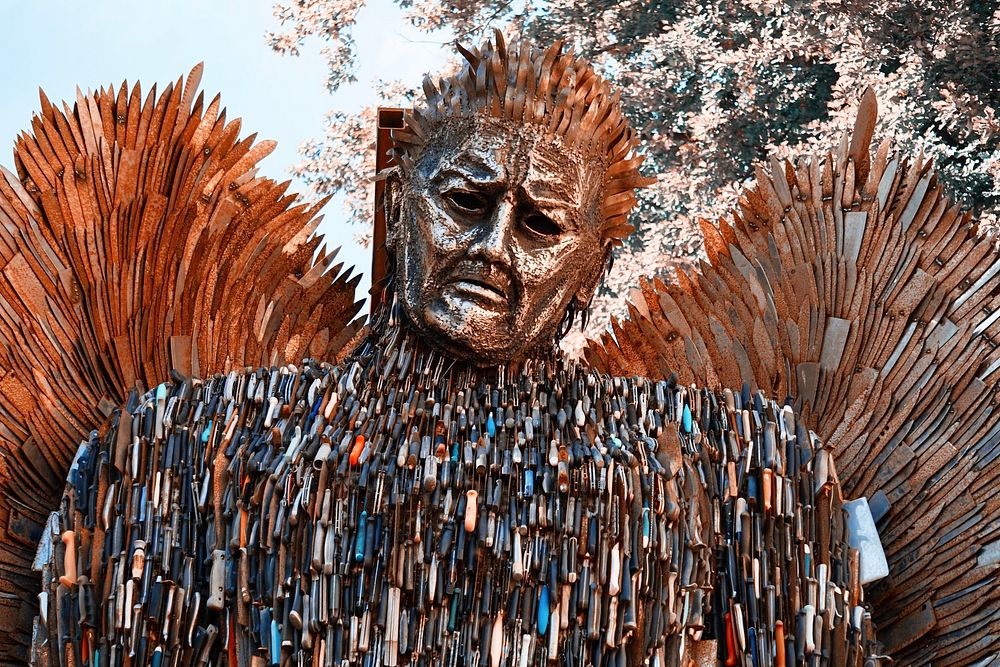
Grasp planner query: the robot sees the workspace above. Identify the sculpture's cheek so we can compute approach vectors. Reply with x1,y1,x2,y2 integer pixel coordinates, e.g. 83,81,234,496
509,233,602,326
397,197,466,298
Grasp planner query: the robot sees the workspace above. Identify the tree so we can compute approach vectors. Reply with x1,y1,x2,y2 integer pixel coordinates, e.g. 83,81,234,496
268,0,1000,347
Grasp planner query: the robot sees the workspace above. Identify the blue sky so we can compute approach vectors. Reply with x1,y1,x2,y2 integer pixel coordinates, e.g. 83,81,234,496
0,0,452,299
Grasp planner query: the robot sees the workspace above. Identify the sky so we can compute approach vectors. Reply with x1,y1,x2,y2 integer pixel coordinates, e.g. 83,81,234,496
0,0,453,302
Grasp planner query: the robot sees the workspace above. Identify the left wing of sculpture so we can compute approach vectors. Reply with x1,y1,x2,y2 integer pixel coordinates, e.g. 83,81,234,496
585,90,1000,665
0,67,365,664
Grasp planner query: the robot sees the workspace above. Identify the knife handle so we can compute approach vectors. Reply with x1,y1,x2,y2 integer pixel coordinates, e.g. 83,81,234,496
775,620,786,667
59,531,77,588
724,612,737,666
762,469,773,514
197,624,218,666
464,490,479,533
207,550,226,611
803,604,817,654
269,618,281,666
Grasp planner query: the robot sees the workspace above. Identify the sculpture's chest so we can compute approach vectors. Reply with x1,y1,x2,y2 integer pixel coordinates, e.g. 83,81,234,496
223,362,713,667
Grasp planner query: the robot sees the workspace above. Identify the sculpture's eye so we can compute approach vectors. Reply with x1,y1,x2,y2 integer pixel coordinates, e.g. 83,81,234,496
445,190,489,215
521,212,561,238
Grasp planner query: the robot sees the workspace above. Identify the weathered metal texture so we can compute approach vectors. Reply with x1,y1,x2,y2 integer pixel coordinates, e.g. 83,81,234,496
585,90,1000,664
387,118,612,365
378,31,658,367
389,30,653,247
0,66,365,664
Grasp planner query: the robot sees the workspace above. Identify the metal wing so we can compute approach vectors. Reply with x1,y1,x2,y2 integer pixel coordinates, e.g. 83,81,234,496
585,89,1000,663
0,65,365,664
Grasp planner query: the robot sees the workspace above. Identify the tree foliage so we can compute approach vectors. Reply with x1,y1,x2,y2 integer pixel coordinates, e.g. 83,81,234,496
270,0,1000,344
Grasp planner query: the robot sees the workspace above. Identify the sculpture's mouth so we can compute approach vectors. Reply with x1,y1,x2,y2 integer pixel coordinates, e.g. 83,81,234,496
448,278,506,304
445,272,509,307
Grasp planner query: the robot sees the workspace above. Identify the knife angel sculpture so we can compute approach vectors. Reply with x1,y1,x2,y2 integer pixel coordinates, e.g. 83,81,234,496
0,36,997,667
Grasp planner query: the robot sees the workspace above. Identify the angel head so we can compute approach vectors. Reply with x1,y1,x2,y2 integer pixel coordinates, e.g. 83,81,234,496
383,31,653,365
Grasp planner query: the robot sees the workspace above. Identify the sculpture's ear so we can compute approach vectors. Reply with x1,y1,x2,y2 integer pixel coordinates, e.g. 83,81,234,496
382,167,404,251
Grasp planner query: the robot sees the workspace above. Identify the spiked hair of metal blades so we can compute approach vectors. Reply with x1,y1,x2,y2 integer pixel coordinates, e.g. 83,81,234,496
389,30,655,246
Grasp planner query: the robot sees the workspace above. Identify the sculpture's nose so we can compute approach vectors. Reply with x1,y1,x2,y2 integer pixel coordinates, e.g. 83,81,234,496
467,197,515,265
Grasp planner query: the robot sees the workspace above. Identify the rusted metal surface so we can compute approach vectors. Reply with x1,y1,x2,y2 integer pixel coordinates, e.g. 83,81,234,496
882,601,937,654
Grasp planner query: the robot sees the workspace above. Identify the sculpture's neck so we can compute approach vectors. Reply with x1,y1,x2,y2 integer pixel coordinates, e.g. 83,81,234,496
341,327,565,422
352,292,566,390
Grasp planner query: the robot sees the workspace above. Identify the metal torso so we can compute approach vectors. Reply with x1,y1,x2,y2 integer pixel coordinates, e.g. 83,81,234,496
39,320,878,666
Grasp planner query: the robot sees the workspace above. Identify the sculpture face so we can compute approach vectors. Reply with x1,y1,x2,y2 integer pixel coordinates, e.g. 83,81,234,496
388,119,608,365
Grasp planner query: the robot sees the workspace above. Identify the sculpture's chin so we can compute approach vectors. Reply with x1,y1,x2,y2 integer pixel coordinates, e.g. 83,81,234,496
415,299,519,366
399,286,562,367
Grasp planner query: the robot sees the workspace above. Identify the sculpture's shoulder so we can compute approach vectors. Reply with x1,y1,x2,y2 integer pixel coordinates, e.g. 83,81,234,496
608,375,887,663
35,361,343,663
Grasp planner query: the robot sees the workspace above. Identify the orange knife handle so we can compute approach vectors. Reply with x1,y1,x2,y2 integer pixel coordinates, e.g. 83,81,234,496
775,620,786,667
725,611,738,666
763,468,774,514
58,531,77,588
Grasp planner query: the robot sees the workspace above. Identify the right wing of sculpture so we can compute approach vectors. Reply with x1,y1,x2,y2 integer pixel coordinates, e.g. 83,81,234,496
585,90,1000,664
0,66,365,664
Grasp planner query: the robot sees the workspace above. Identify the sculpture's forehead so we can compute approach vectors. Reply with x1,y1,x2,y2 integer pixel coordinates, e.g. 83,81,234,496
418,121,589,209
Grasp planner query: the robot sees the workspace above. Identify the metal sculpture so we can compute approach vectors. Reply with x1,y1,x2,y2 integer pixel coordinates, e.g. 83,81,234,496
384,35,649,365
0,31,996,667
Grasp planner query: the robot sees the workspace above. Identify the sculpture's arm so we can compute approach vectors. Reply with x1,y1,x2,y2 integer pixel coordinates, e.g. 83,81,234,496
0,71,366,664
682,385,884,665
586,91,1000,664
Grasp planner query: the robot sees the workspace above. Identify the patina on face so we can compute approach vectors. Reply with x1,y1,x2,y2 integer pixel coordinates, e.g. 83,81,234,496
386,117,609,365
